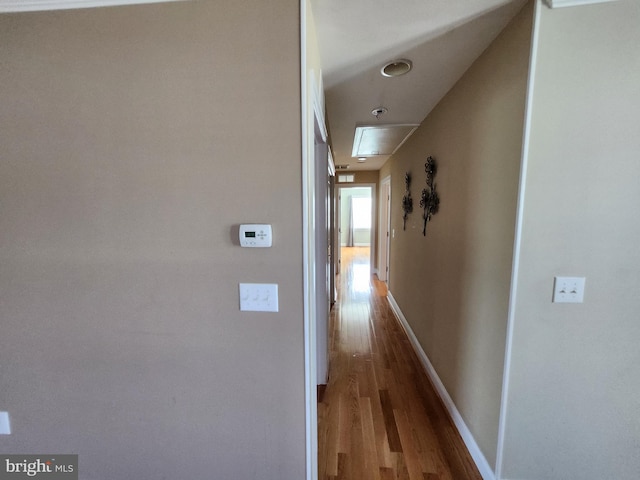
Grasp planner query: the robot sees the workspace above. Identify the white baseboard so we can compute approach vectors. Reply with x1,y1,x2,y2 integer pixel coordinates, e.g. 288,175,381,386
386,292,496,480
544,0,618,8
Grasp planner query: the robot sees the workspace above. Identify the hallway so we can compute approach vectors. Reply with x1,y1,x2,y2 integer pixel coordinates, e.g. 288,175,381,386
318,247,482,480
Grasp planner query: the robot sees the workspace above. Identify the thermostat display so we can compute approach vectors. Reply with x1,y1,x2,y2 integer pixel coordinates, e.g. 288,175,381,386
239,224,272,247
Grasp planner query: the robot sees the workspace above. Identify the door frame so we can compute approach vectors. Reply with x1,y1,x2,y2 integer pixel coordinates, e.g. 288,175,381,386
378,176,391,282
336,184,376,274
301,9,327,476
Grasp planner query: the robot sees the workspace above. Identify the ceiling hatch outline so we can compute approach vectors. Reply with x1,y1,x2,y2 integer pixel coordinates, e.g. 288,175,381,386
352,124,419,158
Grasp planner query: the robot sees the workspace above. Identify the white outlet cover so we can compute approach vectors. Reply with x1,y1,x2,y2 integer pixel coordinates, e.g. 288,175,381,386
0,411,11,435
553,276,586,303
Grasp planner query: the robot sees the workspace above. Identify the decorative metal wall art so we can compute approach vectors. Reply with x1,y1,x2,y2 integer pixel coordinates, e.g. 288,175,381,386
401,172,413,230
419,156,440,236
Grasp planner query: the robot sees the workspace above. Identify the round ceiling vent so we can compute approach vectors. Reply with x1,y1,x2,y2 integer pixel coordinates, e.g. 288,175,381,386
381,59,412,78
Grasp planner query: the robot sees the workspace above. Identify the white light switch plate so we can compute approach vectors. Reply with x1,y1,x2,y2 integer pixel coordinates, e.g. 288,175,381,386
239,283,279,312
553,276,586,303
0,411,11,435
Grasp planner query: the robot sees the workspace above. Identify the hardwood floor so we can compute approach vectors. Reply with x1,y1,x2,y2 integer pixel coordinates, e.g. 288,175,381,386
318,247,483,480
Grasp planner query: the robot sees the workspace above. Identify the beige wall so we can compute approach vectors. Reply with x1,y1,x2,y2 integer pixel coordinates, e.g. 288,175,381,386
386,1,533,467
379,161,392,183
0,2,305,478
336,169,379,185
501,1,640,478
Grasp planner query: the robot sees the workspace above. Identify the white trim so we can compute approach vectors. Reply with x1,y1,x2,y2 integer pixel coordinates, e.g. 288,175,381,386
386,292,496,480
311,74,327,143
0,0,186,12
300,1,317,479
327,148,335,177
336,183,376,270
543,0,618,8
494,2,542,479
378,175,391,283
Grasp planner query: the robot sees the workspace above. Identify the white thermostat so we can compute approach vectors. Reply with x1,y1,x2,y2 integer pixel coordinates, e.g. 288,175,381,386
239,224,272,247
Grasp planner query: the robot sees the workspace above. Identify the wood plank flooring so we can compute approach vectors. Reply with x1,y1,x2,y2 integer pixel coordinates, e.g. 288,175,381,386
318,247,483,480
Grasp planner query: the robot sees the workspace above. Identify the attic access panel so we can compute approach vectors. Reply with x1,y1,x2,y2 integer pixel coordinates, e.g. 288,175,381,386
352,124,419,158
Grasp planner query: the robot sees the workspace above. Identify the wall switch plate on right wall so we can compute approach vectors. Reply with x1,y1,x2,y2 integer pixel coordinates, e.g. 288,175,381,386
0,411,10,435
553,276,586,303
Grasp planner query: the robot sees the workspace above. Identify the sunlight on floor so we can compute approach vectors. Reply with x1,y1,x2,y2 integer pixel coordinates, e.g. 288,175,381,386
319,247,482,480
351,263,371,293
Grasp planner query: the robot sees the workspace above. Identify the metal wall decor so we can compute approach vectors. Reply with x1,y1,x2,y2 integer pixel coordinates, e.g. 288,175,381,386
401,172,413,230
419,156,440,236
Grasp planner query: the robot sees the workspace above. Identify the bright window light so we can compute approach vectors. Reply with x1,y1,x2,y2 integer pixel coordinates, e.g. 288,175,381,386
352,197,371,229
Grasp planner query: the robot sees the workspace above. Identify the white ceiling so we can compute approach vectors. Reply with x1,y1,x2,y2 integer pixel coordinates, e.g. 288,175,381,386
1,0,528,173
311,0,528,170
0,0,183,12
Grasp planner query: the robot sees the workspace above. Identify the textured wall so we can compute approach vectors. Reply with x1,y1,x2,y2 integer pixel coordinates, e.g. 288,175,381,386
0,2,305,478
502,1,640,478
386,1,533,466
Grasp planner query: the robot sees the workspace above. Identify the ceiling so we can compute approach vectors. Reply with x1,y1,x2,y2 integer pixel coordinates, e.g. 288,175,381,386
311,0,528,171
1,0,528,173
